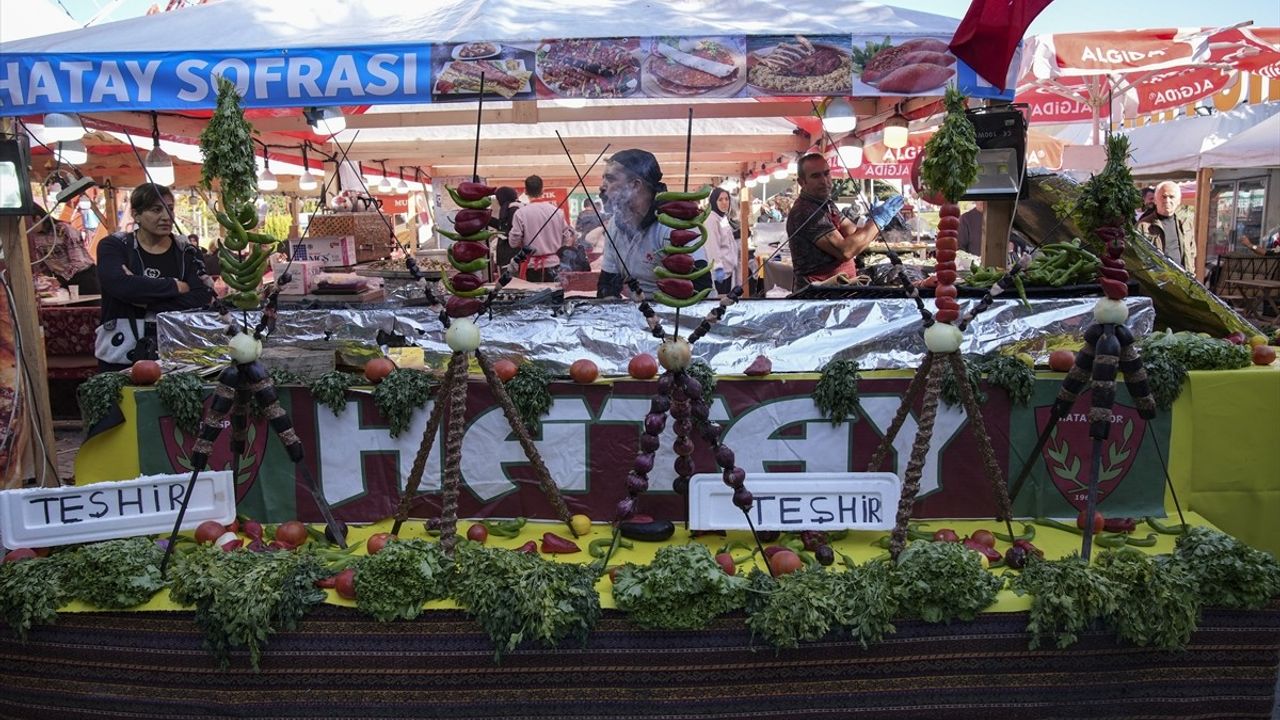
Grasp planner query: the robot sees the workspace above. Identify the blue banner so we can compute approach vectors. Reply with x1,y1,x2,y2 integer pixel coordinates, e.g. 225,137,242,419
0,45,431,114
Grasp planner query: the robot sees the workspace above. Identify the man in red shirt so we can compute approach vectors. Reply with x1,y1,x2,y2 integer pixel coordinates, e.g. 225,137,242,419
507,175,574,282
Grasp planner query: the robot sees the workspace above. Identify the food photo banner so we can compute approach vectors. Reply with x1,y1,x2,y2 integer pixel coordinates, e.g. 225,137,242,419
1,34,1014,114
89,377,1170,525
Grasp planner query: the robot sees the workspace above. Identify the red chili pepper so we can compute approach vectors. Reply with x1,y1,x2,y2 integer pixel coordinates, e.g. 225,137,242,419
669,229,700,246
658,200,702,220
656,278,695,299
540,532,581,554
457,182,497,201
1103,517,1137,533
662,254,696,274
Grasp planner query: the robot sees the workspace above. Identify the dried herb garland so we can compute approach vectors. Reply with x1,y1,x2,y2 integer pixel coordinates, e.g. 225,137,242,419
156,372,206,435
372,368,436,437
198,77,257,210
505,362,553,432
1075,134,1143,237
813,359,861,426
920,88,979,203
77,372,132,430
309,371,358,416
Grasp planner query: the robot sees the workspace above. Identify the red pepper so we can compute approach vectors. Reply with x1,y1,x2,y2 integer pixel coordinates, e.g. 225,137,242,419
1101,277,1128,300
935,269,957,285
1101,256,1125,269
669,229,700,246
656,278,695,299
446,295,485,318
658,200,702,220
963,538,1002,563
935,261,956,272
450,241,489,263
1100,266,1128,282
935,237,958,252
242,520,263,542
540,532,581,554
935,285,958,299
940,203,961,217
1103,517,1137,534
935,309,960,323
516,540,538,554
938,216,960,232
451,272,484,292
457,182,497,201
662,254,696,274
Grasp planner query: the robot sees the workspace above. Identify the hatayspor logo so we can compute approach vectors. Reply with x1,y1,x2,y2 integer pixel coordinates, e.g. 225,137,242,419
1035,403,1145,511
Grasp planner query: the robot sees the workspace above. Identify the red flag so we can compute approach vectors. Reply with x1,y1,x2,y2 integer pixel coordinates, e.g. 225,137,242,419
950,0,1054,90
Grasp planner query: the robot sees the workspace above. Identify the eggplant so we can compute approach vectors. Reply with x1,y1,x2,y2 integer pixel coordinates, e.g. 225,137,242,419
619,519,675,542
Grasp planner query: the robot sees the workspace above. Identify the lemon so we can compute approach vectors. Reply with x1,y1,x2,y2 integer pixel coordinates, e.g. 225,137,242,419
1248,334,1268,348
569,514,592,537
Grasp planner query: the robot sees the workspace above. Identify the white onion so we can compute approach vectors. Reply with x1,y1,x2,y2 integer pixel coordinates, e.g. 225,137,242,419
446,318,481,352
1093,298,1129,325
228,332,262,364
924,322,964,354
657,337,692,371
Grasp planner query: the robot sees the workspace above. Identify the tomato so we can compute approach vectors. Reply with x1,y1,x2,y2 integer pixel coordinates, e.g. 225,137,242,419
714,552,735,575
3,548,37,563
335,568,357,600
275,520,310,547
366,532,395,555
970,529,996,548
364,357,396,384
1251,344,1276,366
933,528,960,543
934,284,958,299
767,549,804,575
1077,509,1105,534
607,565,623,583
493,359,519,382
194,520,225,545
466,523,488,543
627,353,659,380
130,360,162,386
1048,349,1076,372
569,359,599,384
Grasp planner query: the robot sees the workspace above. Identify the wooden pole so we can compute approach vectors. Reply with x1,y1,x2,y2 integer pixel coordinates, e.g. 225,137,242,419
981,201,1012,270
739,188,752,297
1,216,60,487
1194,167,1213,283
103,185,119,232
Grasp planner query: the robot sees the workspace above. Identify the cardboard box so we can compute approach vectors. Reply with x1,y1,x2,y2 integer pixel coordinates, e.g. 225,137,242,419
271,260,322,295
290,236,357,267
306,213,393,263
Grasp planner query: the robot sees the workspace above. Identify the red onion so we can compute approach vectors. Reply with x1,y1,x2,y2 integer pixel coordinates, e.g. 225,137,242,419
639,433,661,452
715,446,735,469
690,402,710,420
673,418,693,436
632,453,655,474
732,487,753,510
649,395,671,414
681,375,703,398
725,466,746,487
644,412,667,435
626,473,649,494
674,455,694,477
614,497,636,522
673,436,695,457
672,476,689,496
656,374,673,394
700,422,722,442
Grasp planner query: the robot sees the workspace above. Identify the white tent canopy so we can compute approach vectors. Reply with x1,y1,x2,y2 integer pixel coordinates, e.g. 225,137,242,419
1199,112,1280,169
1121,103,1280,176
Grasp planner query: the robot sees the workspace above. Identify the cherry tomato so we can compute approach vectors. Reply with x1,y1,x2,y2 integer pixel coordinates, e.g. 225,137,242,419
130,360,162,386
493,359,519,382
569,359,599,384
366,532,395,555
274,520,309,547
767,549,804,575
466,523,488,543
364,357,396,384
627,354,659,380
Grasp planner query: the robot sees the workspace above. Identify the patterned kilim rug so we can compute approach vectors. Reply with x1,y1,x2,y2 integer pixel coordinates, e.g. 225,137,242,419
1,606,1277,719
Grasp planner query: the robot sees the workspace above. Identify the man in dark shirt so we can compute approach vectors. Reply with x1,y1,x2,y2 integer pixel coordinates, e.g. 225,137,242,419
785,153,902,287
957,201,984,255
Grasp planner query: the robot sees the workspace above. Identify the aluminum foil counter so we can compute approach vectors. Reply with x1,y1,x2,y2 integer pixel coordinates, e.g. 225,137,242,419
157,297,1155,374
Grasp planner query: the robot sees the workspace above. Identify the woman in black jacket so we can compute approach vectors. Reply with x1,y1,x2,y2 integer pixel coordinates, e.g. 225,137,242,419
95,183,214,371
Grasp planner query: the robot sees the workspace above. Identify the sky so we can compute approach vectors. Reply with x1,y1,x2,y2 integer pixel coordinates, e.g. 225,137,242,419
45,0,1280,34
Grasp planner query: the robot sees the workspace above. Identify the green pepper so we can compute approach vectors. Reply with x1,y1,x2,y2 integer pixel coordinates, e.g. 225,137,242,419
872,535,892,549
654,261,712,281
438,227,497,244
1124,532,1159,547
655,185,712,203
657,210,709,230
1095,533,1130,549
1035,517,1083,535
906,523,934,541
446,250,488,274
441,273,488,298
663,236,707,254
589,537,633,558
994,523,1036,543
653,288,711,308
447,186,493,210
1145,516,1189,535
480,519,523,538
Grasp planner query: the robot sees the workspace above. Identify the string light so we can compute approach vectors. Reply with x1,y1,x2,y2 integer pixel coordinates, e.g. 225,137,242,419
144,111,174,186
297,144,318,191
883,107,909,150
257,144,277,192
821,98,857,134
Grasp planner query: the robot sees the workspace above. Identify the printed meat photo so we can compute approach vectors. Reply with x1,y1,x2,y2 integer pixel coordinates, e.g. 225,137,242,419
643,37,745,97
746,34,853,95
853,35,956,94
537,39,641,98
434,58,533,99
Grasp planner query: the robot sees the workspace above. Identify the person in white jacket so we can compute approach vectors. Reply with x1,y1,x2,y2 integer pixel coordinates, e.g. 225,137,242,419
706,187,741,294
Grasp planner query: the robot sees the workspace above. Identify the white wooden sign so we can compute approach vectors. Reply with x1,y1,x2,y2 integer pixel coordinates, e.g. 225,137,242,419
688,472,902,531
0,472,235,549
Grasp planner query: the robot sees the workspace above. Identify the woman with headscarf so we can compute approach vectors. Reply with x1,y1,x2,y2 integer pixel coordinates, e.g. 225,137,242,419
705,187,741,295
489,186,523,268
596,149,712,298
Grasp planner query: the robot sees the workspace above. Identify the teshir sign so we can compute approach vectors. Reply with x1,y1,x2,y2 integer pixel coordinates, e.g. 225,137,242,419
0,472,235,549
688,472,902,531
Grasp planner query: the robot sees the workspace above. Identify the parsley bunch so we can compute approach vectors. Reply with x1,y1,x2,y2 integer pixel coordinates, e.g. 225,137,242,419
813,359,861,426
612,544,746,630
895,541,1002,624
830,559,899,648
504,362,553,432
372,368,436,437
976,355,1036,407
920,88,979,203
0,553,73,639
354,539,451,622
1075,134,1142,237
1096,550,1200,650
156,372,206,435
939,356,984,407
199,76,257,211
685,360,718,407
77,372,131,429
66,538,168,609
309,371,357,416
1174,527,1280,609
451,544,601,660
1009,554,1117,649
745,566,841,649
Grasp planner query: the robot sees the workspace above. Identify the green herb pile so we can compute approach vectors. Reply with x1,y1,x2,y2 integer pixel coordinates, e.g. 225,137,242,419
920,88,979,203
938,356,984,407
612,544,746,630
830,558,900,648
976,355,1036,406
169,545,329,669
372,368,436,437
1139,331,1250,410
686,360,717,407
308,371,357,416
1009,554,1117,649
451,544,601,660
1139,344,1188,410
1095,550,1200,650
813,359,861,426
745,566,841,649
66,537,167,609
504,362,553,432
77,372,131,429
894,541,1002,623
1174,527,1280,609
0,552,73,639
198,76,257,210
1074,134,1142,237
156,372,206,435
354,539,451,622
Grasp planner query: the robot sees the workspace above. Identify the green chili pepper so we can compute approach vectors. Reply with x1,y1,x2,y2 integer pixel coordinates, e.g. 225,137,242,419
1124,532,1159,547
480,519,521,538
657,210,709,230
906,523,934,541
1145,517,1189,535
1095,533,1130,549
655,185,712,203
662,237,708,255
994,523,1036,543
1014,275,1031,309
438,227,497,244
441,273,488,298
653,288,711,308
1035,517,1084,535
654,262,712,281
447,186,492,209
446,252,489,274
588,537,632,558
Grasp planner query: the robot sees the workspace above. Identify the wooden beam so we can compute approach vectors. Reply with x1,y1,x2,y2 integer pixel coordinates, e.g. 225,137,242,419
337,134,807,161
1194,167,1213,283
981,202,1011,270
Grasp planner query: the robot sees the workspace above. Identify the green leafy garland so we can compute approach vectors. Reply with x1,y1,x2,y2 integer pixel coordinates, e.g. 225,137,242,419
156,372,206,435
612,544,746,630
1138,345,1188,411
1074,134,1143,238
813,359,861,426
77,372,132,429
198,77,258,211
372,368,436,437
920,88,979,203
309,371,358,416
504,362,554,432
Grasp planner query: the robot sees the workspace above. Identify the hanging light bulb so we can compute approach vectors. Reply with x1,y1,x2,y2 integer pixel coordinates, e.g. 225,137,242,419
257,144,277,192
43,113,84,142
837,135,864,169
882,108,909,150
786,159,798,175
744,176,757,189
144,111,174,186
297,144,318,191
55,140,88,166
305,107,346,135
821,98,857,134
395,166,409,194
772,165,790,180
375,160,393,193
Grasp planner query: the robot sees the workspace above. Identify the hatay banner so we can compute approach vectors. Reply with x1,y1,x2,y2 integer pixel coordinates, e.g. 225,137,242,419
0,33,1015,115
84,376,1172,524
